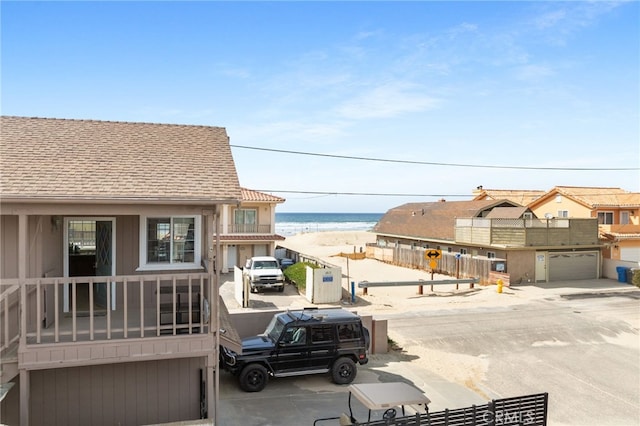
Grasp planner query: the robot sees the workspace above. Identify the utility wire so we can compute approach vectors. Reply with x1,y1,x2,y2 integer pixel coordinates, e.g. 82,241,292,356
230,144,639,171
252,189,469,197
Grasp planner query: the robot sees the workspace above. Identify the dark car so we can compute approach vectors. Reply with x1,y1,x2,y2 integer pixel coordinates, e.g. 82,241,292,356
220,307,370,392
278,258,295,270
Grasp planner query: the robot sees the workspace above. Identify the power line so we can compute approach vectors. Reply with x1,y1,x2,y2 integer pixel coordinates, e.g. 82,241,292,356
230,144,639,171
252,189,469,197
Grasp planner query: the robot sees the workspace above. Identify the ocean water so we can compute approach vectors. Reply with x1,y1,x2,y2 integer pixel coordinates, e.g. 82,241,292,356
275,212,383,236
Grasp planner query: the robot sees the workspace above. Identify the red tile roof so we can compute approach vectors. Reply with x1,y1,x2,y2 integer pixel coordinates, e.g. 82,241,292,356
528,186,640,209
241,188,285,203
472,188,545,205
220,234,285,242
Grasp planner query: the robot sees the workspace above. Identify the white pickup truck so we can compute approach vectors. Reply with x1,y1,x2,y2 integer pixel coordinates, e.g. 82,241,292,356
243,256,285,293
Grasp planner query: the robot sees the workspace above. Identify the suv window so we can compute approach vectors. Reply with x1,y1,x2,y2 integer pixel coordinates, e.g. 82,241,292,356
311,325,334,344
338,323,362,341
281,326,307,345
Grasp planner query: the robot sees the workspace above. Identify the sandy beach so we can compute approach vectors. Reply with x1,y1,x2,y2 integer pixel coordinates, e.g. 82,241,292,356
280,230,531,316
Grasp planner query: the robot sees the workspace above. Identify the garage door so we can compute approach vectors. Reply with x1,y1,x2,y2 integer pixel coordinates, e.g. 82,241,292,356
620,247,640,262
548,251,599,281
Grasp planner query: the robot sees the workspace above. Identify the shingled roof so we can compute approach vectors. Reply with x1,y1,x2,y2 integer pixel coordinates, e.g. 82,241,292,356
373,199,521,241
0,116,242,204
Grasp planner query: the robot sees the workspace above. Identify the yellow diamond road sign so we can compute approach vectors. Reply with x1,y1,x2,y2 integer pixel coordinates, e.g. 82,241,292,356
424,249,442,260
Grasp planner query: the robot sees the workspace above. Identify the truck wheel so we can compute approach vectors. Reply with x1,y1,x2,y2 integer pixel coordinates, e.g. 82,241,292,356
239,364,269,392
331,357,357,384
278,285,284,292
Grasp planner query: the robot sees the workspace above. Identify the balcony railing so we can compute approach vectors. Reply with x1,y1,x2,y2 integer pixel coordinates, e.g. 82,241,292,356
226,223,272,234
0,273,210,353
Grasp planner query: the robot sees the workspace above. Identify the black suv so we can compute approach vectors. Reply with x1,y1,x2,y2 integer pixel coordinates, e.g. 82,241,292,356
220,307,370,392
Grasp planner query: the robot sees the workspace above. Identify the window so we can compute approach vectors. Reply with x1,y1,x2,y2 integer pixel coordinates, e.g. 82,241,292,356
311,325,334,344
487,252,496,259
67,220,96,252
555,195,562,203
234,209,257,233
621,211,630,225
557,210,569,218
459,248,467,255
282,326,307,345
139,215,201,270
597,212,614,225
338,323,362,341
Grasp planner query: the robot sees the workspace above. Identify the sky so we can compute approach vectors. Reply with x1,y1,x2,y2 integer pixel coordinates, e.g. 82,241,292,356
2,1,639,213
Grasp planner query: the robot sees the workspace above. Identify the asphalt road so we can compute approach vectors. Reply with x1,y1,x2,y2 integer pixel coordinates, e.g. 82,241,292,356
374,289,640,426
219,278,640,426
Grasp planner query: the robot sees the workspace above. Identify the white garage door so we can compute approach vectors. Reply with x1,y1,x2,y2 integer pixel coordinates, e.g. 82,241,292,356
548,251,599,281
620,247,640,263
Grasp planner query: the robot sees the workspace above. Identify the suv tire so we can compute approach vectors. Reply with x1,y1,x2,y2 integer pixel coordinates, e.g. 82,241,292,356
331,357,357,384
239,364,269,392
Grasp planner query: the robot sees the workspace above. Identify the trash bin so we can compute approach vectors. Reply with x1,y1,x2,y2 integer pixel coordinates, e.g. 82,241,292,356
616,266,629,283
628,268,638,284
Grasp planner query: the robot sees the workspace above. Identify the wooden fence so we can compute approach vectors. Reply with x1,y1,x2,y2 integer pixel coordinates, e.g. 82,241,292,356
366,245,497,285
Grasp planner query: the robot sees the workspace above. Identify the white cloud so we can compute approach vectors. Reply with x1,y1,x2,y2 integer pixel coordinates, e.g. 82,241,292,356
514,64,554,81
336,82,439,120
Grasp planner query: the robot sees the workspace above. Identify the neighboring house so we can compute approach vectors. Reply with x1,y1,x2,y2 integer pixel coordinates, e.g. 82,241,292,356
371,199,600,284
219,188,285,272
472,186,546,205
527,186,640,263
0,116,244,425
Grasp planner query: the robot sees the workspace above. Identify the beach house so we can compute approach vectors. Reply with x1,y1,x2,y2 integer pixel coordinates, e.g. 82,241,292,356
371,199,600,285
0,116,244,425
218,188,285,272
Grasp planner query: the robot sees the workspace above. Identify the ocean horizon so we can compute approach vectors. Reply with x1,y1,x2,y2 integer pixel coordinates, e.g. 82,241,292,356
275,212,382,236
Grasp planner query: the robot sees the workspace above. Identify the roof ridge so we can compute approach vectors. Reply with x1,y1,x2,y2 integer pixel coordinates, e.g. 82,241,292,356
1,115,226,130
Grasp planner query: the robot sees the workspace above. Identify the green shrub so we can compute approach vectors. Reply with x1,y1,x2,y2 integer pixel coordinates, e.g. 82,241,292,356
632,269,640,288
283,262,318,293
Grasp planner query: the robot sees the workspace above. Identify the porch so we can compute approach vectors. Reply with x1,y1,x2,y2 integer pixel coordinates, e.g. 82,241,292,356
1,272,216,376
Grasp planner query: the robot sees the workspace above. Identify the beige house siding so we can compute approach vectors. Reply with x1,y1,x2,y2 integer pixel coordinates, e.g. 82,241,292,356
28,357,205,426
116,215,139,275
1,215,19,278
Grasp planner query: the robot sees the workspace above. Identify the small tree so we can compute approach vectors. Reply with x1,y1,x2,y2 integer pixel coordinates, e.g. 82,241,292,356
283,262,319,293
632,269,640,288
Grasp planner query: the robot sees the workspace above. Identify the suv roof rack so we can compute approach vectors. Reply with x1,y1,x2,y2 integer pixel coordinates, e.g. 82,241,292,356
286,307,323,322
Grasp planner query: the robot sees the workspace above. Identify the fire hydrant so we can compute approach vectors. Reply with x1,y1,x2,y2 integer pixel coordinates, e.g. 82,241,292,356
497,279,503,294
